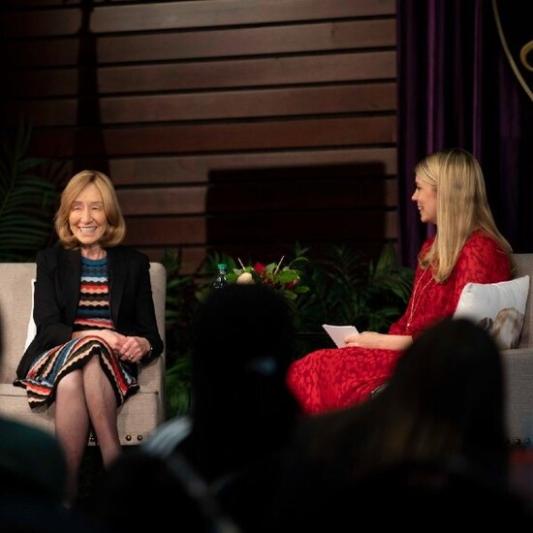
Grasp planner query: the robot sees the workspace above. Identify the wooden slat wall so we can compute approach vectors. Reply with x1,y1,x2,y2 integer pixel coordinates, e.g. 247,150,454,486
1,0,398,273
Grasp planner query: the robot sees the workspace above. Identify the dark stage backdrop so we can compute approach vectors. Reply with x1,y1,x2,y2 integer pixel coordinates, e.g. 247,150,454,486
0,0,399,272
398,0,533,267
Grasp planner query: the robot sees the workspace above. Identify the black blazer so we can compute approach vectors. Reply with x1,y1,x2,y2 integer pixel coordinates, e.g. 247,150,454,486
16,245,164,379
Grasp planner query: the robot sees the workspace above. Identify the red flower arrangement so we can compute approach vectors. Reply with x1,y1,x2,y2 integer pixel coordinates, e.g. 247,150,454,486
226,256,309,300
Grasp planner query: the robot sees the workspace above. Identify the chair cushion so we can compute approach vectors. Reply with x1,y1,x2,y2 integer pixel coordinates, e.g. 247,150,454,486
0,384,161,445
24,279,36,352
453,276,530,349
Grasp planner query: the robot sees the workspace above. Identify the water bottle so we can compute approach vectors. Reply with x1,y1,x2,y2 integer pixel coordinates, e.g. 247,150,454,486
212,263,228,289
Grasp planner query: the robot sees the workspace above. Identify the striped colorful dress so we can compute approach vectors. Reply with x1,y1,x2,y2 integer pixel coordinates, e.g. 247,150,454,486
17,256,139,408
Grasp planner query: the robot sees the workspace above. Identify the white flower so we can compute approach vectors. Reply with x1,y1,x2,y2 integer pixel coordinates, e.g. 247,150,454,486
236,272,254,284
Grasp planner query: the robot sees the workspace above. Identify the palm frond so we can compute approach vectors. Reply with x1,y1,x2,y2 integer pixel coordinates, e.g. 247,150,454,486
0,122,57,262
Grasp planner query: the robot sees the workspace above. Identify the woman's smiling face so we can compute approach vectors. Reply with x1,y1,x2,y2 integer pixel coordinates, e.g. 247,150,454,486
68,183,108,247
412,176,437,224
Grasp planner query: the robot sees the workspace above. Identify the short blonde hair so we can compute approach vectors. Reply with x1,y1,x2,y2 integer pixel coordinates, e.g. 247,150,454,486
415,149,511,282
55,170,126,249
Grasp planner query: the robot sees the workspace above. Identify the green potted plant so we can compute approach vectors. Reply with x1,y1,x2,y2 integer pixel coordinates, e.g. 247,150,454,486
294,243,413,354
161,248,197,416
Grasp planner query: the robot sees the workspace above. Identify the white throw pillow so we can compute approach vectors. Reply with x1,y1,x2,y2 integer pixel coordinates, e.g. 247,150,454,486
24,279,37,351
453,275,530,349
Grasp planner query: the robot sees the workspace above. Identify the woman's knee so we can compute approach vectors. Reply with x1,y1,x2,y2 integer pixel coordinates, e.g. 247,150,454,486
82,355,114,393
82,353,105,376
56,370,83,397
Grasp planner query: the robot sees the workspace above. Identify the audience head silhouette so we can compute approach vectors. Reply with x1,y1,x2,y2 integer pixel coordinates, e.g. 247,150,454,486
190,282,299,479
379,317,507,477
296,318,507,485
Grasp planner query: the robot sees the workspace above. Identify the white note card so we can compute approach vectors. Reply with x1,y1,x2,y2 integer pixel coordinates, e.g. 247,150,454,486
322,324,359,348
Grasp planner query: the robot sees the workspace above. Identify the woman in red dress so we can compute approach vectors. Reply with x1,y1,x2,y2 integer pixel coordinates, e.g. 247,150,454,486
287,149,512,414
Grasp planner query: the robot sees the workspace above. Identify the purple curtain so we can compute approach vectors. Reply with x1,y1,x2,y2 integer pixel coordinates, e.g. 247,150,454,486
397,0,533,266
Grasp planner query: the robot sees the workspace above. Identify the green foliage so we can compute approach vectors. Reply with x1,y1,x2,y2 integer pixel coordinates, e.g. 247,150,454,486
0,123,57,261
161,248,196,417
296,243,413,334
165,355,192,417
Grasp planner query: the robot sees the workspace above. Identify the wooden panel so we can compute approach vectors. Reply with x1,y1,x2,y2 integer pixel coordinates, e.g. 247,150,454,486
3,0,64,6
124,210,397,247
2,0,116,7
208,210,399,244
2,0,399,259
108,148,398,185
1,8,81,38
6,51,396,97
208,179,398,212
30,116,396,157
117,186,207,216
6,69,77,98
138,245,208,274
105,19,396,64
6,19,396,67
13,83,396,126
5,39,79,68
124,216,206,246
116,178,397,216
1,0,395,37
91,0,395,33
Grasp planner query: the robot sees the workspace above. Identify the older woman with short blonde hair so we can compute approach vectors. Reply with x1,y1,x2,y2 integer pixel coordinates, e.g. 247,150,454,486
15,170,163,502
54,170,126,249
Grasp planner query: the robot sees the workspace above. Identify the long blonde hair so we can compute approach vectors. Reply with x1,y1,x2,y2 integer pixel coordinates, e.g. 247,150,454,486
55,170,126,249
415,149,511,282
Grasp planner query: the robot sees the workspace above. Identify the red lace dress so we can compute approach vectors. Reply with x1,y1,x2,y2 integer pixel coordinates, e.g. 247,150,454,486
287,231,511,414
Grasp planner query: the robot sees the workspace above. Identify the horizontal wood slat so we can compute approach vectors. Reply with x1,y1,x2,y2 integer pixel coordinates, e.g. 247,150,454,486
109,147,398,185
124,210,398,247
1,8,80,38
138,245,208,274
91,0,395,34
2,0,116,8
116,178,397,216
117,186,207,216
2,0,395,37
208,178,398,212
210,210,399,243
6,19,395,67
30,116,397,157
6,51,396,97
13,83,396,126
125,216,206,246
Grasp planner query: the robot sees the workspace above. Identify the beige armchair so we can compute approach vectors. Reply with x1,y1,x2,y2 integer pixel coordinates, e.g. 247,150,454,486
504,254,533,444
0,262,166,445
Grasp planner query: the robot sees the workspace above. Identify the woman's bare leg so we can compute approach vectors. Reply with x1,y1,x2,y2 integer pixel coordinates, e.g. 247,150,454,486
55,369,90,503
82,355,122,467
